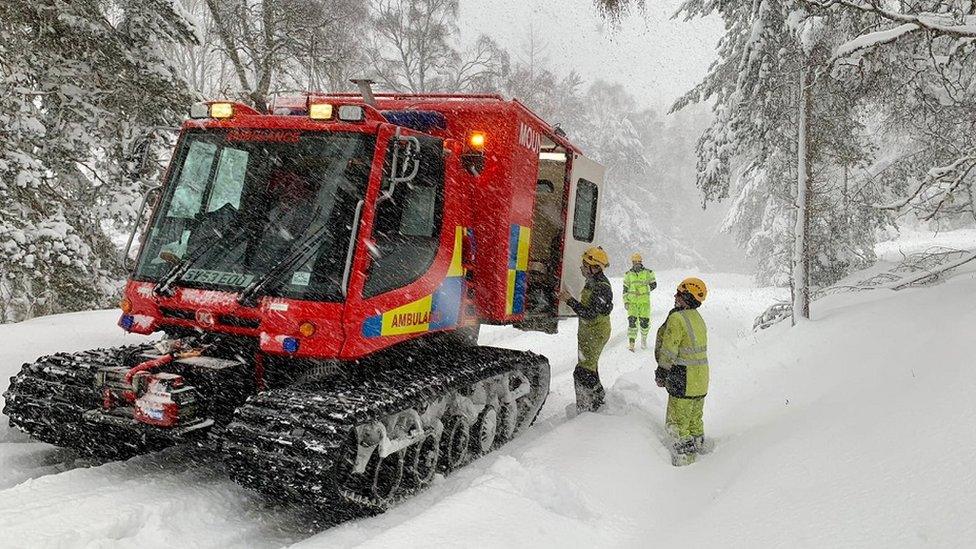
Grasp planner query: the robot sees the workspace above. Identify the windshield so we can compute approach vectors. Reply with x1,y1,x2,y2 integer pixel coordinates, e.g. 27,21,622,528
134,129,375,301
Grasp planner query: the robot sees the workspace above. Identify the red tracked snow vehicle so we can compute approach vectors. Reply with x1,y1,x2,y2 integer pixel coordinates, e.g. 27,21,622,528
3,88,606,512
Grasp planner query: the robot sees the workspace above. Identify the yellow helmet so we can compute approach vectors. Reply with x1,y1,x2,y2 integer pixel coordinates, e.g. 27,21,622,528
582,246,610,269
631,253,642,263
678,277,708,303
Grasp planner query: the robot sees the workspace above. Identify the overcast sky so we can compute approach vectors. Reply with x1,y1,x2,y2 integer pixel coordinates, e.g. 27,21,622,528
460,0,723,112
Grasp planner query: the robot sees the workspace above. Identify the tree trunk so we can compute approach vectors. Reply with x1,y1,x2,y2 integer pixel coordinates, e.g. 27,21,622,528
792,65,813,325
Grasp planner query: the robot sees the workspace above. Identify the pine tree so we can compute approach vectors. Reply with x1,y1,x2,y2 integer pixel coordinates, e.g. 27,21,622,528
0,0,196,321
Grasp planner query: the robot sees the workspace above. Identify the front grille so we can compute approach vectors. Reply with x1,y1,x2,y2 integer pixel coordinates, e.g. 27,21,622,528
160,307,195,320
218,315,261,329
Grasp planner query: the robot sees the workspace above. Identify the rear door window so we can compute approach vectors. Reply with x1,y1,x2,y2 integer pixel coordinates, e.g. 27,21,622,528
572,178,598,242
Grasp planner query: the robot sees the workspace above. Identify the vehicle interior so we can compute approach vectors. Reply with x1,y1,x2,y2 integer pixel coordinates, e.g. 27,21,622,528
519,143,571,333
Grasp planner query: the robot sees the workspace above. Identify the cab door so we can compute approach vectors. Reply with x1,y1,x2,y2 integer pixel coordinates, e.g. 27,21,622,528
340,126,466,358
559,153,606,317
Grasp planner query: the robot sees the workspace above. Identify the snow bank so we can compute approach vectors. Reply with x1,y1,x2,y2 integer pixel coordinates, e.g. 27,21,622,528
292,268,976,547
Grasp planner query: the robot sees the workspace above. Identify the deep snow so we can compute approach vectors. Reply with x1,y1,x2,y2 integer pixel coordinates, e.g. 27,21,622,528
0,230,974,548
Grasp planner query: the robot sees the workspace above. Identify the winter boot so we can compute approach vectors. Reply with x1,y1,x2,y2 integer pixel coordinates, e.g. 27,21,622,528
573,366,605,413
628,340,635,352
640,334,648,349
671,438,697,467
692,435,713,454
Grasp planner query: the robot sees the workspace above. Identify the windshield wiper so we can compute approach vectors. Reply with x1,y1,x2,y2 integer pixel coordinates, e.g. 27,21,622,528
236,213,332,307
154,223,252,297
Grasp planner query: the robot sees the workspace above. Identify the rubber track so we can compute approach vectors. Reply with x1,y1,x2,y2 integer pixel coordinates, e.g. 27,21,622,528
2,344,168,458
219,345,549,513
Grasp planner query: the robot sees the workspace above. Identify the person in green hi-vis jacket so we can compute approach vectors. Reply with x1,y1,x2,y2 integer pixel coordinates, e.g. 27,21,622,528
559,246,613,414
623,252,657,352
654,277,709,466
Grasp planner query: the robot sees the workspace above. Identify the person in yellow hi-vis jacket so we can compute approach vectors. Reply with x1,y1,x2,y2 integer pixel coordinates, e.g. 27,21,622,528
623,252,656,352
559,247,613,414
654,277,709,466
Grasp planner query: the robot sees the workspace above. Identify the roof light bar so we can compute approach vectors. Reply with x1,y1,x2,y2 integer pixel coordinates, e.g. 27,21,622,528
189,102,209,119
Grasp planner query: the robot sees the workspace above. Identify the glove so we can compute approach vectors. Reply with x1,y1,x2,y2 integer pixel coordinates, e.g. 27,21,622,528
654,367,667,388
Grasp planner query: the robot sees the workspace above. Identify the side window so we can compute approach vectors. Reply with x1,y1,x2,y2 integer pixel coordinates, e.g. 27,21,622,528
364,135,445,297
399,185,438,237
572,178,598,242
168,141,217,218
207,146,248,212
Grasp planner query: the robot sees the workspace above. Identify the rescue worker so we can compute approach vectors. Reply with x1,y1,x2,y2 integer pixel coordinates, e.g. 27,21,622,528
623,252,657,352
654,277,709,466
558,246,613,413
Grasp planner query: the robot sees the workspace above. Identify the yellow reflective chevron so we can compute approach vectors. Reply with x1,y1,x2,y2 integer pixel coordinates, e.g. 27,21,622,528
447,226,465,278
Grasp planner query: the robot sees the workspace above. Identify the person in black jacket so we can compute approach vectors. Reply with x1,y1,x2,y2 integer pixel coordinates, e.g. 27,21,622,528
558,246,613,413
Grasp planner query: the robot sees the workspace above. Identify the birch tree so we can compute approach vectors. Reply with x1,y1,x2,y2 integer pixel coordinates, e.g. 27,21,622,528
801,0,976,225
368,0,508,93
203,0,367,111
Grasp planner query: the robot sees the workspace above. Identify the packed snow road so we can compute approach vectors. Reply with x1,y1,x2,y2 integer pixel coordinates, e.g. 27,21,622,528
2,256,975,547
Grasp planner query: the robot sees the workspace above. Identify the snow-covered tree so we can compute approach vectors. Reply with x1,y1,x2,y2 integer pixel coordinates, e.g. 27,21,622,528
502,28,709,269
0,0,196,322
368,0,508,93
802,1,976,226
167,0,237,98
597,0,895,321
202,0,368,110
573,82,707,268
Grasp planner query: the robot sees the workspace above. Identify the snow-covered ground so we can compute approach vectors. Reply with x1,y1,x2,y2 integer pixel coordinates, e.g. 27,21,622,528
1,229,974,548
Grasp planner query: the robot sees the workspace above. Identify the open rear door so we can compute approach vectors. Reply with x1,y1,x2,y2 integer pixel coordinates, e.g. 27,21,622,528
559,153,606,317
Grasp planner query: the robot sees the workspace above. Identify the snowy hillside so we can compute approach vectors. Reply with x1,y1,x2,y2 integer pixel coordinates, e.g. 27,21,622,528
1,237,975,547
